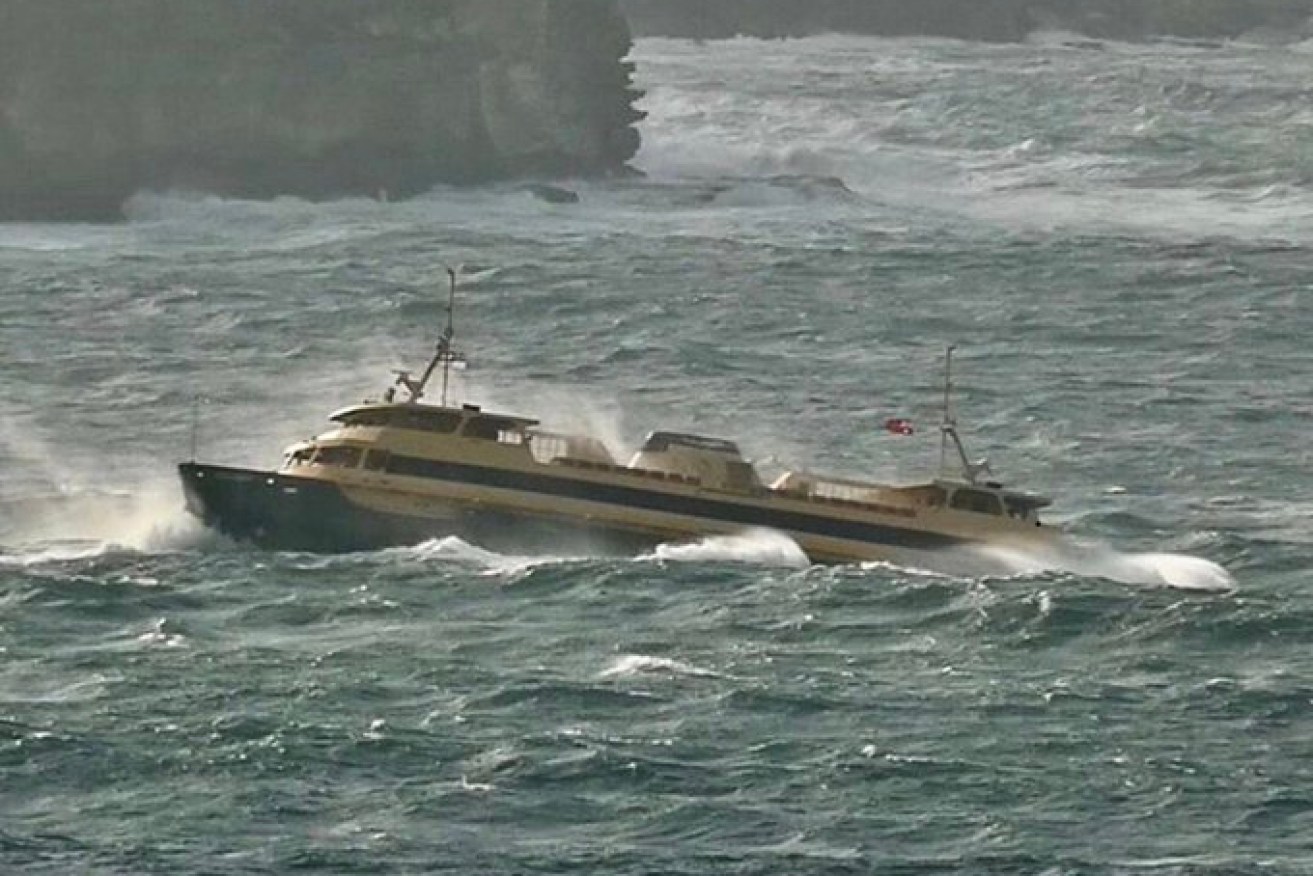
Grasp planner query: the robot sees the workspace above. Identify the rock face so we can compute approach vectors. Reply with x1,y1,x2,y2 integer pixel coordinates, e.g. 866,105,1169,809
0,0,643,220
621,0,1313,42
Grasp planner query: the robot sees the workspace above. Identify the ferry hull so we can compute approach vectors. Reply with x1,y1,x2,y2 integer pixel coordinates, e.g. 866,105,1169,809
178,462,665,556
179,461,1005,563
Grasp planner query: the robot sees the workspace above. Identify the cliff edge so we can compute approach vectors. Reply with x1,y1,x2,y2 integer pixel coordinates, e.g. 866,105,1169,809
0,0,643,220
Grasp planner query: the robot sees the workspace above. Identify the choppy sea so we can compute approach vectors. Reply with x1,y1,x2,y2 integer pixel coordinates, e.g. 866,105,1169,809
2,34,1312,874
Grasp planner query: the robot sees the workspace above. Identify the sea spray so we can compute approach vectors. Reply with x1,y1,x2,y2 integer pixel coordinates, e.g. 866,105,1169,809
646,528,810,568
0,417,205,558
972,539,1237,591
0,484,206,562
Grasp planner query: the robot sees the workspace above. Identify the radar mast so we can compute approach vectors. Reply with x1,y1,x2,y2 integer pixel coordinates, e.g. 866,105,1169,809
938,345,991,484
386,267,465,405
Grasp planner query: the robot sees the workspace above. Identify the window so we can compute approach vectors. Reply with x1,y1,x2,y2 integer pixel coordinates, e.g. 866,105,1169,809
1003,497,1025,519
338,410,461,433
463,416,517,441
314,446,363,469
363,449,391,472
949,488,1003,516
403,411,462,433
340,411,391,427
723,461,759,492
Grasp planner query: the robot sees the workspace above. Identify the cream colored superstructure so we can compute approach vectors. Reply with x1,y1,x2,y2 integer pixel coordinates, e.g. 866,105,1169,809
272,399,1056,564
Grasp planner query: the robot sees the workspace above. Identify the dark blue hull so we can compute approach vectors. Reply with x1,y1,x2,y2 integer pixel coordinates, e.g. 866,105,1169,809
177,462,662,556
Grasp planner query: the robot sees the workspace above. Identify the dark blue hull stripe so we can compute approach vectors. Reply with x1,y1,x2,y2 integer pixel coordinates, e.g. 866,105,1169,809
383,455,963,550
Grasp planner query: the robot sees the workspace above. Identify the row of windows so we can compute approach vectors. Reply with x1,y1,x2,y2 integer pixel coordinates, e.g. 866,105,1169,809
298,444,1035,523
340,410,463,433
947,488,1038,521
337,410,526,441
349,452,963,550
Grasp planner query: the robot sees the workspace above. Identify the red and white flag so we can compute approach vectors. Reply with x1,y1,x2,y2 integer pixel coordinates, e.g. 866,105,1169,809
884,417,914,436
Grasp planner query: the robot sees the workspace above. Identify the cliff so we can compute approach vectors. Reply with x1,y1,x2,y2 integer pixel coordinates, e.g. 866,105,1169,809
621,0,1313,42
0,0,643,220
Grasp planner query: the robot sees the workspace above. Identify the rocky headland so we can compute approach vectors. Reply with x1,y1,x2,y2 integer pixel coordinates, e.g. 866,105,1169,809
0,0,643,220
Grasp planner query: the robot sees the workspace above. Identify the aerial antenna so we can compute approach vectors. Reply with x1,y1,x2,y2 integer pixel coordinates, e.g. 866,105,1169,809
387,266,465,405
938,345,990,484
939,345,955,476
438,265,458,407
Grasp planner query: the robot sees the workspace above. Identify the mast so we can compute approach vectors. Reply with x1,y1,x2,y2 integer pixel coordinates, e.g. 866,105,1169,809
439,265,457,407
939,344,955,477
938,344,989,484
388,267,463,405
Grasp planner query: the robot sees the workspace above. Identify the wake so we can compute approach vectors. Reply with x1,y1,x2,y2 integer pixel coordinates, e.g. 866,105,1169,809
969,540,1237,592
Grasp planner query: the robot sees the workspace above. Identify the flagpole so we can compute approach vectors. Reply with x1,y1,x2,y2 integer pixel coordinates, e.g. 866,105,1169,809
440,266,457,408
939,344,955,477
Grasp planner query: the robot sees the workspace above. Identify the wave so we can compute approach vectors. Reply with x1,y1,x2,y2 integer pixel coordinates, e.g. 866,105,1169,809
365,535,585,579
0,486,207,565
632,35,1313,242
970,540,1237,591
0,224,126,253
645,528,810,568
600,654,726,679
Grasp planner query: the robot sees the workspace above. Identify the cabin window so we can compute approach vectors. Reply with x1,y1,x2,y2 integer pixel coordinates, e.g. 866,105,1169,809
340,410,461,433
949,488,1004,516
497,430,525,446
341,411,389,428
363,449,391,472
314,446,363,469
1003,497,1034,521
530,434,567,463
286,448,313,467
463,416,517,442
384,455,430,478
723,461,759,492
408,411,461,433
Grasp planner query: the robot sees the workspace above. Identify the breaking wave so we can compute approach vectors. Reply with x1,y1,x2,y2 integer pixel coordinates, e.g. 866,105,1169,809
971,540,1237,592
0,486,206,565
645,528,810,568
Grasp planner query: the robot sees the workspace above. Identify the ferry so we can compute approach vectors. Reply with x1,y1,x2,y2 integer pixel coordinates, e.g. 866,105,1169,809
179,273,1055,563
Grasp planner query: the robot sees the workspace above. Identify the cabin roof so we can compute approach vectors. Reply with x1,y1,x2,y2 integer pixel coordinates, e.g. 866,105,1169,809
639,431,741,455
329,402,538,428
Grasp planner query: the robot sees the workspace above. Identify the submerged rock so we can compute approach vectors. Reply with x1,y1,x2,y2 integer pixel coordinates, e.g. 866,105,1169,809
0,0,644,220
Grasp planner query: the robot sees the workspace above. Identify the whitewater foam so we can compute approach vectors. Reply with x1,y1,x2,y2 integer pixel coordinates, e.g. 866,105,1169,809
0,485,207,565
600,654,724,679
386,535,581,578
645,528,810,568
973,540,1237,592
632,34,1313,244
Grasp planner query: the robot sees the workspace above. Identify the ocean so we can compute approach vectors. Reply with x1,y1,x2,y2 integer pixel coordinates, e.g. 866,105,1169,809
2,34,1311,874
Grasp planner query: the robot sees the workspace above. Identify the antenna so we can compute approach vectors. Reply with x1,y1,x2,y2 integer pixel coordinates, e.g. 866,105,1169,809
388,267,465,405
938,345,990,484
439,265,457,407
939,345,955,476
